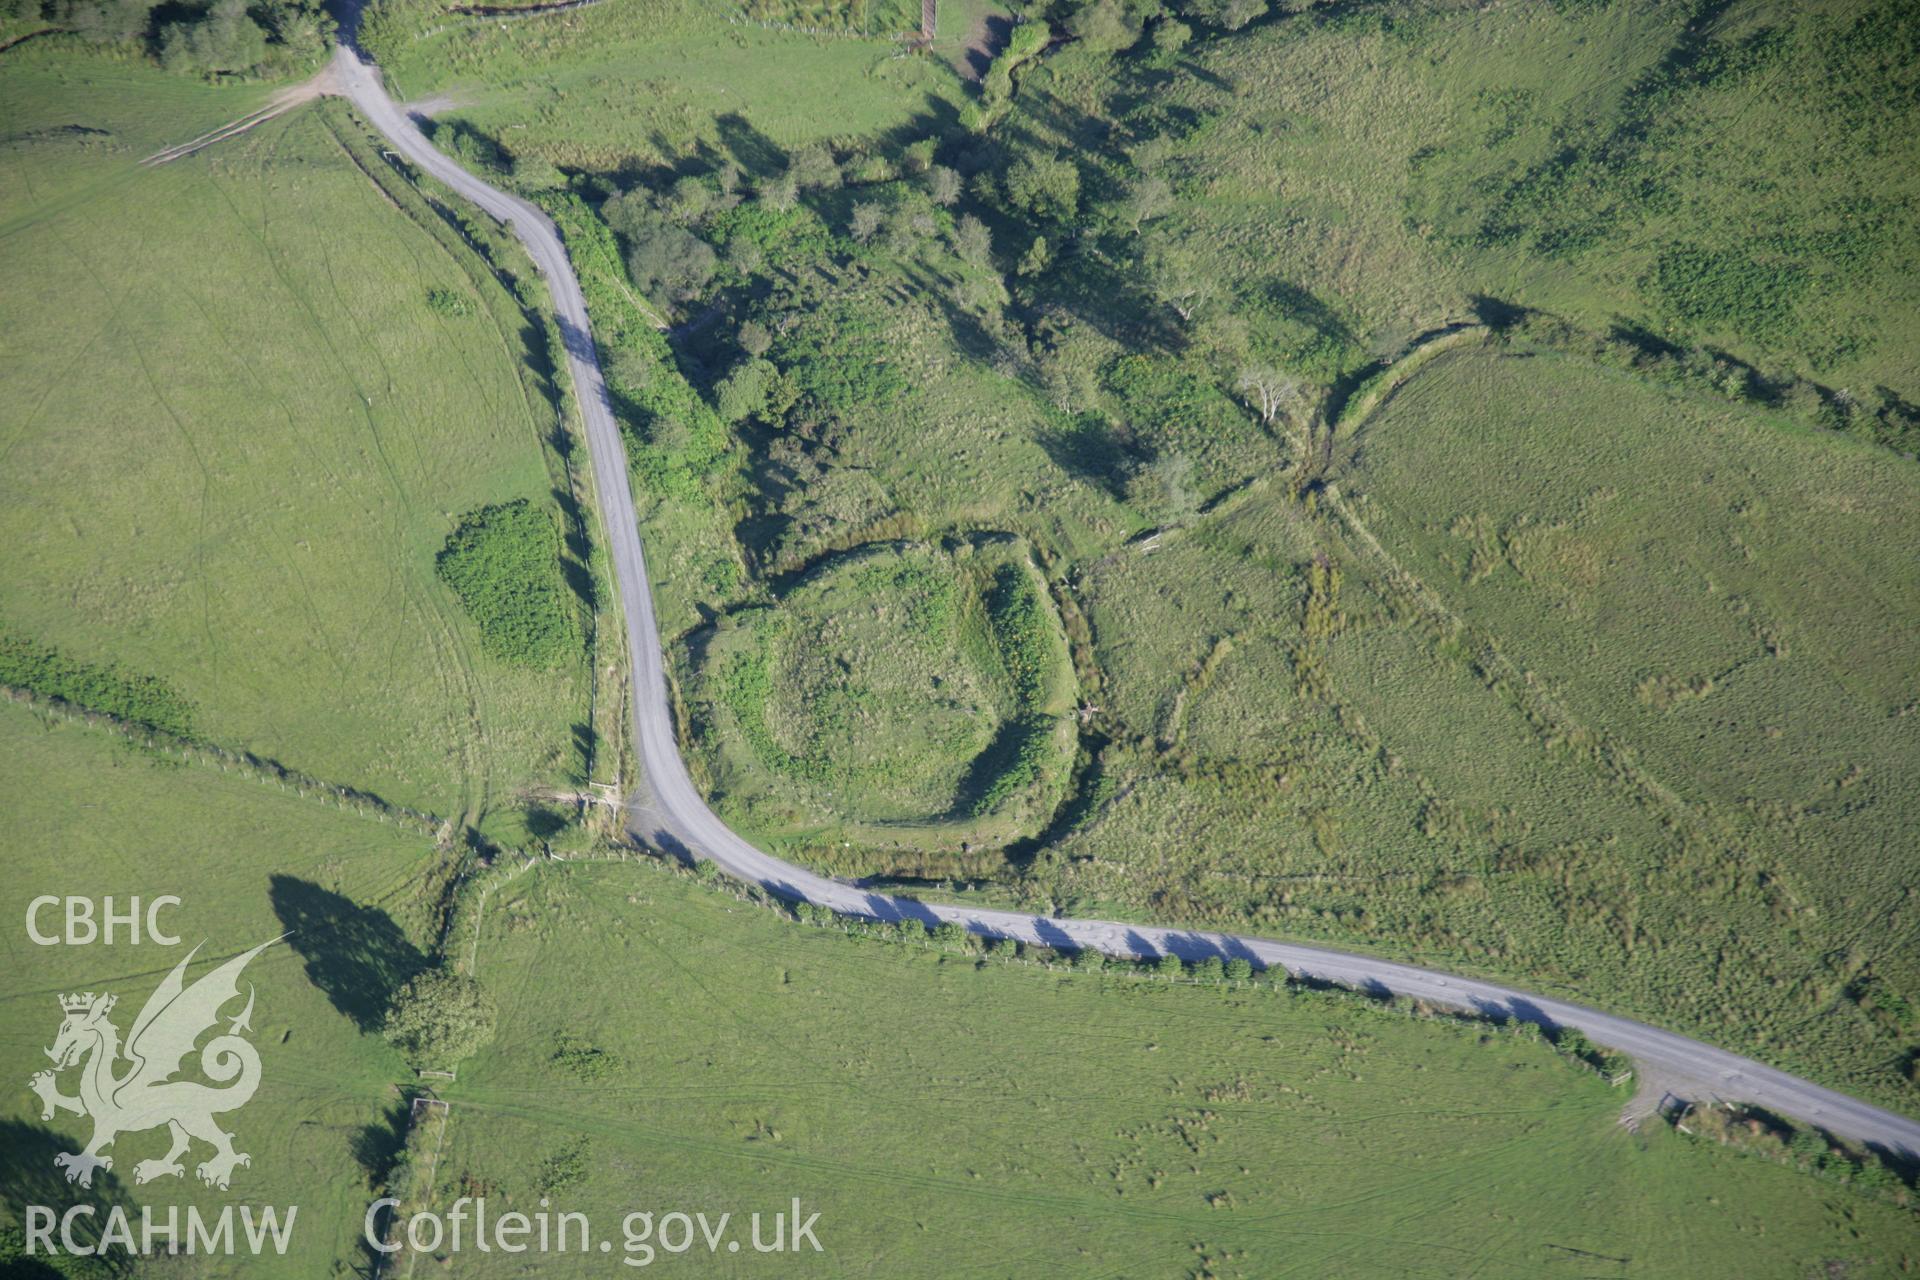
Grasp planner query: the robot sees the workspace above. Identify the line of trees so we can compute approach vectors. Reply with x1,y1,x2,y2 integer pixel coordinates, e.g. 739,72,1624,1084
2,0,333,76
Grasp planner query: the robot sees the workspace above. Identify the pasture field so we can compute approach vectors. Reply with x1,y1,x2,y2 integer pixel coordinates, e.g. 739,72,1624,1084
1044,343,1920,1112
0,699,445,1278
2,699,1915,1278
0,55,590,827
363,0,966,174
415,858,1920,1278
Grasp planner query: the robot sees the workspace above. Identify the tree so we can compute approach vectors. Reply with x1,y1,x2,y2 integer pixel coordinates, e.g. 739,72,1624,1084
926,164,962,207
1017,235,1051,277
607,345,656,393
1122,173,1173,233
953,213,992,266
667,174,712,223
760,174,798,212
1074,947,1106,971
883,209,923,255
724,237,765,276
1236,365,1300,426
738,320,773,359
849,202,884,244
1004,154,1081,222
1152,17,1192,57
1069,0,1142,52
933,921,965,945
1855,1159,1900,1193
1788,1127,1829,1168
1224,957,1253,981
1126,451,1197,524
515,156,565,192
716,361,770,423
897,918,927,942
1145,241,1212,322
788,144,842,191
1195,957,1225,982
1156,952,1184,979
626,226,716,304
381,969,497,1066
1181,0,1265,30
159,0,266,74
58,0,161,44
1041,358,1098,414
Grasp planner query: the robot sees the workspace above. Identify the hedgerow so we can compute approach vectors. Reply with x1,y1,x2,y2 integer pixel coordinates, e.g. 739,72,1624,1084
0,628,194,735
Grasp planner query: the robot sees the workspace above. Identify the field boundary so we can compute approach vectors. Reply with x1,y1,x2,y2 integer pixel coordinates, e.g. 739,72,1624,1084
0,684,446,835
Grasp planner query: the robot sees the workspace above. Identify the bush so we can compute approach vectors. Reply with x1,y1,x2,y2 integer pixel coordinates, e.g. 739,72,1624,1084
626,225,717,306
425,287,474,318
0,628,194,735
435,501,579,667
382,969,497,1067
985,564,1054,706
770,296,908,422
716,360,772,423
1004,154,1081,222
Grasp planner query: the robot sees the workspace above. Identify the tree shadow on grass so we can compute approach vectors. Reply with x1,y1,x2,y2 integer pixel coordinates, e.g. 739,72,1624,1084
0,1119,138,1275
268,876,428,1034
349,1096,412,1191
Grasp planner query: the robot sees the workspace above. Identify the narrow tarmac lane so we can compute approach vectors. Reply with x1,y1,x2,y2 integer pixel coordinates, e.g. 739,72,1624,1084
330,42,1920,1160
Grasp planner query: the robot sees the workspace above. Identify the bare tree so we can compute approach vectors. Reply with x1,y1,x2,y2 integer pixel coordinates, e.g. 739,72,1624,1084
953,213,992,266
1236,365,1300,426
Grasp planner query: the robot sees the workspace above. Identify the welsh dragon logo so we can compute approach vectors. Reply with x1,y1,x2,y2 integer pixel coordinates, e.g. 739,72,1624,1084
28,938,277,1191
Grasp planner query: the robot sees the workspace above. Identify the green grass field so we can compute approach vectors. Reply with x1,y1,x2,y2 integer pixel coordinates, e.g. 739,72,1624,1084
1033,342,1920,1111
0,699,444,1278
0,53,589,828
1009,0,1919,398
410,858,1920,1277
365,0,967,174
4,693,1914,1276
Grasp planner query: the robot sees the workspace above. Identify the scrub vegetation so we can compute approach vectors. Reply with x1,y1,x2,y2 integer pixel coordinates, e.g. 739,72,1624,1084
345,0,1920,1110
686,539,1074,842
436,500,583,668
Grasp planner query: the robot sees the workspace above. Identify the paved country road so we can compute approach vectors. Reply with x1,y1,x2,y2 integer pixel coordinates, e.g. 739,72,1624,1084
329,41,1920,1161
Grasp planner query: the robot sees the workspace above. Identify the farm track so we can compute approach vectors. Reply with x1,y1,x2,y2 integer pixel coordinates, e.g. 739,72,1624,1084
136,32,1920,1160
